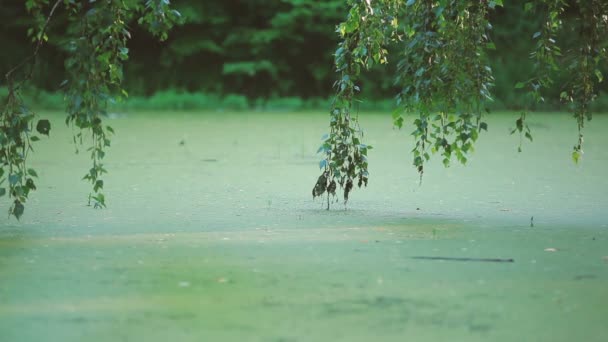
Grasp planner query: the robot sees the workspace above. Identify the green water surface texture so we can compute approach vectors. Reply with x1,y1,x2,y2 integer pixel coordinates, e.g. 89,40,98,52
1,111,607,342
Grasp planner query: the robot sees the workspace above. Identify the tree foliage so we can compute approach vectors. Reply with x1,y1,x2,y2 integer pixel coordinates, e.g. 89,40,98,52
1,0,350,99
2,1,606,103
313,0,400,207
2,0,180,218
315,0,607,207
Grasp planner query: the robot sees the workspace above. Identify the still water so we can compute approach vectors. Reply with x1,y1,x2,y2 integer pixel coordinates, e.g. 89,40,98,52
1,111,606,341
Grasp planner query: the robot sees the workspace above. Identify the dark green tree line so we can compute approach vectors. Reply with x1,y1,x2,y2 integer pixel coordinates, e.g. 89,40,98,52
3,0,605,104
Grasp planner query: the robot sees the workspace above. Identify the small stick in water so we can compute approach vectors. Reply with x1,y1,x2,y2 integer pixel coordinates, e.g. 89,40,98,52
411,256,514,263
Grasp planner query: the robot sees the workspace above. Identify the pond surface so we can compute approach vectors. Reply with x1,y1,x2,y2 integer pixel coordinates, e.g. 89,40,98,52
1,111,607,341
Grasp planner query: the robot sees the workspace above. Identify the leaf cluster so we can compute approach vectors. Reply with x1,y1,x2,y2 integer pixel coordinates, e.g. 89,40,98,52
0,91,50,219
1,0,180,218
514,0,608,162
317,0,607,203
314,0,399,208
393,0,495,178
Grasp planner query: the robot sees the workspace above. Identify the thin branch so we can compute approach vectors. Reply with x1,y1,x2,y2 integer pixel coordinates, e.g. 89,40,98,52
5,0,63,91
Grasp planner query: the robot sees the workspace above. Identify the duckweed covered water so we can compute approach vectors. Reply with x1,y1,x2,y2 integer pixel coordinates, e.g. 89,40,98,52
1,111,607,341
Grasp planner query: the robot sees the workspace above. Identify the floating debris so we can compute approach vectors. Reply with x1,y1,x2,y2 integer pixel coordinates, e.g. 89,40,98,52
411,256,514,263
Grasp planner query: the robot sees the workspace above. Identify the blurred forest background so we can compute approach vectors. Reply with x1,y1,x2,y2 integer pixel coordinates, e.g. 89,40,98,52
1,0,607,111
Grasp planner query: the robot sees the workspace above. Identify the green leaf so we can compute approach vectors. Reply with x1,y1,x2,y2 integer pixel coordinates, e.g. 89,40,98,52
25,178,36,191
12,200,24,220
36,119,51,136
118,47,129,60
514,82,526,89
479,122,488,131
515,118,523,132
0,188,5,197
595,70,603,83
406,0,416,6
9,174,21,186
27,168,38,178
319,159,328,169
94,180,104,192
344,18,359,34
572,150,581,164
489,1,503,9
92,193,106,209
30,136,40,142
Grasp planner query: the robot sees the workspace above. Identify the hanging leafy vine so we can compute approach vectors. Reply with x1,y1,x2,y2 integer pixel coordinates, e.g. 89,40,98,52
515,0,607,162
513,0,565,152
1,0,180,218
393,0,496,179
314,0,606,206
63,1,180,208
1,0,61,219
314,0,507,204
313,0,400,208
563,0,608,163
